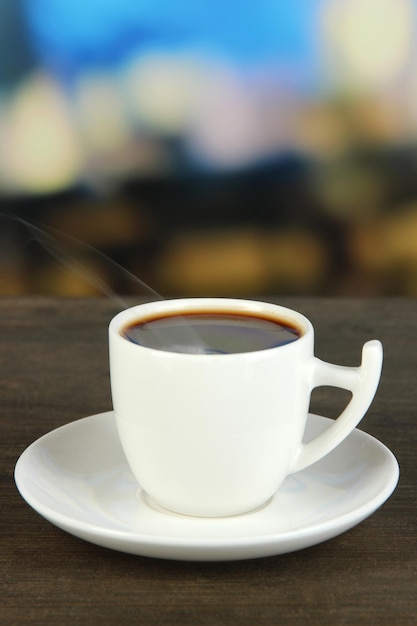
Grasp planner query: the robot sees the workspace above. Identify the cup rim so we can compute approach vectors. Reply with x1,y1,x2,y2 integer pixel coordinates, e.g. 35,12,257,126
109,297,313,358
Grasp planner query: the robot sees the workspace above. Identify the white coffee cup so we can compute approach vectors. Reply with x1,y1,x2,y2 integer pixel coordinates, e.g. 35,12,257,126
109,298,383,517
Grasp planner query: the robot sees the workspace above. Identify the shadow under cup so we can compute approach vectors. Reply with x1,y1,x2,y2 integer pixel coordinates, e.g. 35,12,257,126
108,298,382,517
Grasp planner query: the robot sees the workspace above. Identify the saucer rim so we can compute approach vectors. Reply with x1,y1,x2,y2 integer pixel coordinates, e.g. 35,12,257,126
14,411,400,560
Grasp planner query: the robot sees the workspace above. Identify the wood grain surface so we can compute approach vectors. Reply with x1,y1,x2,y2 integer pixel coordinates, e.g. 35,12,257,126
1,297,415,626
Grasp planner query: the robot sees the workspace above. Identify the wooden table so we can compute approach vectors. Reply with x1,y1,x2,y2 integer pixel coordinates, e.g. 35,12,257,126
1,297,416,625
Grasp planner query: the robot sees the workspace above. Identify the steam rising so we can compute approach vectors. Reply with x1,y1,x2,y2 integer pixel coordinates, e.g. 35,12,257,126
4,214,162,309
1,213,210,352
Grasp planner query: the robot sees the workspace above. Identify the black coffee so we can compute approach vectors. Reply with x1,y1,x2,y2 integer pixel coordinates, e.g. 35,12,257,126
121,310,301,354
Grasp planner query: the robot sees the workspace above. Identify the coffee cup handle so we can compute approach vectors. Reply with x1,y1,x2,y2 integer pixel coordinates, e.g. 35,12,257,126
291,339,383,473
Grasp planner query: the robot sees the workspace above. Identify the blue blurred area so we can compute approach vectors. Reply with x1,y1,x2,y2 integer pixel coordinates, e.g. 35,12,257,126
23,0,319,79
0,0,35,87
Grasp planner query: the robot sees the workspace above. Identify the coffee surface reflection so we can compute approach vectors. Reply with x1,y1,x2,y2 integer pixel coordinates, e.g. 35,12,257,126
121,310,301,354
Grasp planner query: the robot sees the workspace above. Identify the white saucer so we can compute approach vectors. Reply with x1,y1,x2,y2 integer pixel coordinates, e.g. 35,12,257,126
14,412,399,562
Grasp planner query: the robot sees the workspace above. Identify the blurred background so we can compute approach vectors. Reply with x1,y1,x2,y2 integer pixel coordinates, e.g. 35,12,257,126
1,0,417,298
